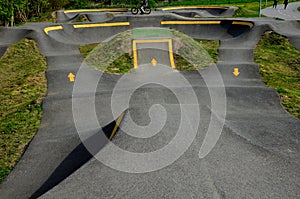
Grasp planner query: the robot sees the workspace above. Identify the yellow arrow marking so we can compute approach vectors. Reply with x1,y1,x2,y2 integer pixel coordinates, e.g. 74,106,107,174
233,68,240,76
151,58,157,66
68,73,75,82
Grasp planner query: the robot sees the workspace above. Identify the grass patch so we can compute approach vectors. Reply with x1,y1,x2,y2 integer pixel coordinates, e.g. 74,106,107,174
233,2,261,17
106,53,133,74
174,54,196,71
172,30,216,70
255,31,300,119
196,40,219,63
79,30,133,74
79,43,98,58
0,39,47,183
175,40,218,71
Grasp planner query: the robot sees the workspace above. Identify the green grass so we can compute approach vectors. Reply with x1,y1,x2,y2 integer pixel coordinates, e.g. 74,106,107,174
174,54,195,70
79,43,98,58
175,39,219,71
233,2,262,17
79,30,133,74
172,30,216,70
0,39,47,183
298,6,300,12
80,43,134,74
255,31,300,119
196,40,219,63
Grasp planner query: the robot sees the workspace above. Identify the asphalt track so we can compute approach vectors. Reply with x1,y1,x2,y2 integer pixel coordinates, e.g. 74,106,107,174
56,6,237,23
0,7,300,199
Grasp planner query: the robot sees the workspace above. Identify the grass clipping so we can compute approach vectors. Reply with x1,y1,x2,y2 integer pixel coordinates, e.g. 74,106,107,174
81,29,215,74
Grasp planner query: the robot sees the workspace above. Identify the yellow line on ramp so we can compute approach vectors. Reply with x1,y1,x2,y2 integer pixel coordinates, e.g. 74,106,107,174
168,40,176,69
162,6,227,11
162,20,253,28
73,22,130,29
232,21,254,28
44,26,63,35
109,112,125,140
133,40,138,68
161,21,221,25
64,8,127,13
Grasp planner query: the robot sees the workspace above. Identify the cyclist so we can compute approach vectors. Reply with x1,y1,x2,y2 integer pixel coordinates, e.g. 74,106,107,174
140,0,148,14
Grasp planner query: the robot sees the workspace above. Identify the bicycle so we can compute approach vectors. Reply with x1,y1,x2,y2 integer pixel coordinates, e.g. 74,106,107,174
131,5,151,15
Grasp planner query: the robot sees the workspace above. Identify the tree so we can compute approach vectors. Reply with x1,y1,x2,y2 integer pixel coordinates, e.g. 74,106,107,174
31,0,50,16
0,0,14,26
0,0,50,26
48,0,70,9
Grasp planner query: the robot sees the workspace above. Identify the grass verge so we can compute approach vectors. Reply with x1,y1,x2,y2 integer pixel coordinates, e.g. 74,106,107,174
0,39,47,183
255,31,300,119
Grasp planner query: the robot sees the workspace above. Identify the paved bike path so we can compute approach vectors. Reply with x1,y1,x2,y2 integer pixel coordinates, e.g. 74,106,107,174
0,13,299,198
261,2,300,20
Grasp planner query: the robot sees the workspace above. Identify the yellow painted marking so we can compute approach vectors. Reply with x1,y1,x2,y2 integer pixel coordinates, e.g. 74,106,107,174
64,8,127,13
151,58,157,66
44,26,63,35
133,40,138,68
109,112,125,140
233,68,240,76
162,6,227,11
132,39,175,69
73,22,130,29
232,21,254,28
168,39,175,69
68,73,75,82
161,21,221,25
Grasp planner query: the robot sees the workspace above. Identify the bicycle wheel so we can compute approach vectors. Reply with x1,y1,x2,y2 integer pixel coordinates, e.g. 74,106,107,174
144,7,151,14
131,7,139,15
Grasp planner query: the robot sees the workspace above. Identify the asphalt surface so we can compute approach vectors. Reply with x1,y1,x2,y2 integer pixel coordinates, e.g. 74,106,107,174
56,6,237,23
0,7,300,199
261,2,300,20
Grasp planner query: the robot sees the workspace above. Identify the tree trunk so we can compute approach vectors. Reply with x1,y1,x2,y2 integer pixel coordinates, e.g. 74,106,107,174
10,15,14,27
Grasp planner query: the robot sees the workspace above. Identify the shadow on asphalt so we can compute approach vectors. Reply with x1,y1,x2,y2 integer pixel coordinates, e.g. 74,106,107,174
29,121,119,198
